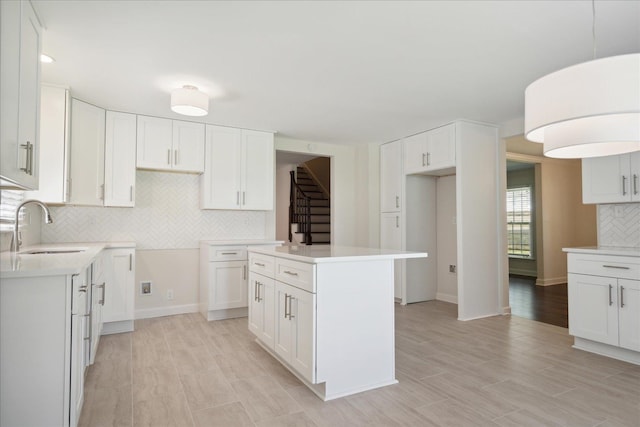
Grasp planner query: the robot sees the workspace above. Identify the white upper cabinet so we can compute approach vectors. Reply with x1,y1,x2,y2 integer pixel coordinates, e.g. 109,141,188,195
201,125,274,210
403,123,455,175
104,111,136,207
26,84,70,203
0,0,41,189
582,152,640,204
69,99,105,206
380,140,402,213
136,116,204,173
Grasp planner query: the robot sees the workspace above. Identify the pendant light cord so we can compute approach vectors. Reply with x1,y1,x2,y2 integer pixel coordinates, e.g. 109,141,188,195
592,0,597,59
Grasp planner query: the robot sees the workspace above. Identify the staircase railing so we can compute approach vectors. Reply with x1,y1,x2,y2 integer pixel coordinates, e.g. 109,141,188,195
289,170,312,245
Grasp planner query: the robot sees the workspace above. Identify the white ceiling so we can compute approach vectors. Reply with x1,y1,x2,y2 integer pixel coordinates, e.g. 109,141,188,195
33,0,640,145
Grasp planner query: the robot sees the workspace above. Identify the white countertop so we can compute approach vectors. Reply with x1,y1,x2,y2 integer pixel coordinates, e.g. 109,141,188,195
1,241,136,278
248,245,428,263
200,239,284,246
563,246,640,257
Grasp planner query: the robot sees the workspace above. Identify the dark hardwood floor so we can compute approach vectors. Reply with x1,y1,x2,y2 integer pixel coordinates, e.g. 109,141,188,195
509,275,568,328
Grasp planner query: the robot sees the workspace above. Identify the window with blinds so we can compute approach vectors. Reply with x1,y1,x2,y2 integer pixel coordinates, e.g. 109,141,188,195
506,186,533,258
0,190,25,231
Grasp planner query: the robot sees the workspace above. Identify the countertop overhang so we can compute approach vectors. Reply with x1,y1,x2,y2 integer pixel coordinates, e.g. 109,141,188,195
248,244,428,263
563,246,640,257
1,241,136,278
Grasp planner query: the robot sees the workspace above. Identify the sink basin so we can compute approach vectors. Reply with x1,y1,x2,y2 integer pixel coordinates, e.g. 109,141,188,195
20,247,88,255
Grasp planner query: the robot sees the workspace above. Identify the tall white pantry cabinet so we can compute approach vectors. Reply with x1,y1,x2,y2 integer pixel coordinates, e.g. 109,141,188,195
379,120,502,320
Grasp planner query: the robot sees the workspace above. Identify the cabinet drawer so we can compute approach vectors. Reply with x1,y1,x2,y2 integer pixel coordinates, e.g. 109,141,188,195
208,246,247,262
249,253,275,276
276,259,315,293
568,253,640,280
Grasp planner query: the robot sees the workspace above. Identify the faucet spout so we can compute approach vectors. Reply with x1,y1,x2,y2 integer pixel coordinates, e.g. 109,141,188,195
12,199,54,254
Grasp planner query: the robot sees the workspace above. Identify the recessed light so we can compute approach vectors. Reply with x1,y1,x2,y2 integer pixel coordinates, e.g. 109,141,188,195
40,54,55,63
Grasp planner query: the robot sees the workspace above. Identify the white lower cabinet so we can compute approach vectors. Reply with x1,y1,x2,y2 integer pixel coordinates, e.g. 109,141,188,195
248,271,276,348
102,248,135,334
0,268,89,427
90,252,106,364
567,251,640,363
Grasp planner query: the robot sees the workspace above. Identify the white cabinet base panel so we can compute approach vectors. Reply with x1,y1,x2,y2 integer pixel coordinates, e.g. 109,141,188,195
204,307,248,321
102,320,134,335
573,337,640,365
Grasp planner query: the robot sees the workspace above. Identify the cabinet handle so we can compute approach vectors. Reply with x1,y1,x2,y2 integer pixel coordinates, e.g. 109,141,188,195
620,286,625,308
243,191,246,205
289,295,295,320
243,265,247,280
283,270,298,276
609,284,613,306
79,285,88,293
254,262,265,267
101,184,105,200
221,252,238,255
422,153,426,167
167,149,171,165
284,293,289,319
622,175,627,195
634,174,639,195
236,191,240,206
395,196,399,208
175,149,179,165
254,280,258,302
602,265,630,270
98,283,105,305
426,152,431,166
129,254,133,271
258,282,262,302
396,216,399,228
130,185,134,202
20,141,33,175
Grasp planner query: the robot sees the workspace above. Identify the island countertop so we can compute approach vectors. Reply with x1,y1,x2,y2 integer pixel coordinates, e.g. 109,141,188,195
563,246,640,257
248,244,428,263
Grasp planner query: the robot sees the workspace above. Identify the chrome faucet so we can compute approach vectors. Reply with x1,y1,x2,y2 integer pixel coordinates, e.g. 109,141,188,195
11,199,54,253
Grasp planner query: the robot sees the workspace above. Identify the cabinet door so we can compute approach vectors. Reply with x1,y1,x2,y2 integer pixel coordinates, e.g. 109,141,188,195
241,129,274,210
380,141,402,212
209,260,248,310
136,115,173,170
172,120,204,173
69,99,105,206
631,152,640,202
403,132,427,175
70,271,88,427
248,272,262,336
26,84,70,203
618,279,640,352
103,249,135,323
288,284,316,383
568,274,618,346
426,124,455,171
380,213,402,299
582,154,631,204
248,272,275,349
200,125,242,209
104,111,136,207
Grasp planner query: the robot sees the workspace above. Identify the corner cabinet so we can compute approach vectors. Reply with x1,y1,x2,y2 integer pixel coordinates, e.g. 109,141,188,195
0,0,42,189
102,248,135,334
200,125,274,210
567,251,640,364
104,111,136,207
582,152,640,203
69,99,105,206
136,115,205,173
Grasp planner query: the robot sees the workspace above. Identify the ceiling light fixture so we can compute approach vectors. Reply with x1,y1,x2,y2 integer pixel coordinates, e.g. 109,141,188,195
524,1,640,159
40,53,55,63
170,85,209,117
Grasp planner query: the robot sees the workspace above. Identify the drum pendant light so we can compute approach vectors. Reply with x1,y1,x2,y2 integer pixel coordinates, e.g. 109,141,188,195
524,1,640,158
171,85,209,117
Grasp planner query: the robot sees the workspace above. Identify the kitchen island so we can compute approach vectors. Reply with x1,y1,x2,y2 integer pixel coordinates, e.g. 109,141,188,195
247,245,427,400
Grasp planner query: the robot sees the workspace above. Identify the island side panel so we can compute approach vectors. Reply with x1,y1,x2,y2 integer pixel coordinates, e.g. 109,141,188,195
315,258,396,399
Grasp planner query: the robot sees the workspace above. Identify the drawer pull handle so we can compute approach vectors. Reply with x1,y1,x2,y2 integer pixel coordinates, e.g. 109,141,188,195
622,175,627,195
284,293,289,319
221,252,238,255
254,262,265,267
283,270,298,276
609,284,613,306
620,286,625,308
602,265,630,270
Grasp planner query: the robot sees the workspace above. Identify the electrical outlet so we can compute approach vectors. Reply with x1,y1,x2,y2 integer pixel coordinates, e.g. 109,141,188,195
167,289,174,300
449,265,457,273
140,281,152,295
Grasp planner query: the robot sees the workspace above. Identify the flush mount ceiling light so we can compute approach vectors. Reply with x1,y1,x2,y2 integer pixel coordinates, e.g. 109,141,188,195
170,85,209,117
524,1,640,159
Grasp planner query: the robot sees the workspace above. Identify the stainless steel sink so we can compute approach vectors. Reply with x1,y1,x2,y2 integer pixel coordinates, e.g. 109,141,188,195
20,247,88,255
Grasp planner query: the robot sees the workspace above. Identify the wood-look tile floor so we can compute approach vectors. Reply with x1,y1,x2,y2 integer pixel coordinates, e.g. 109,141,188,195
80,301,640,427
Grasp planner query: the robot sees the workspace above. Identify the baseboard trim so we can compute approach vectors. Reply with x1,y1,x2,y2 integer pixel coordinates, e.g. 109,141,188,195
573,337,640,365
102,320,134,335
436,292,458,304
502,306,512,315
458,311,502,321
536,276,567,286
135,303,199,320
508,268,537,277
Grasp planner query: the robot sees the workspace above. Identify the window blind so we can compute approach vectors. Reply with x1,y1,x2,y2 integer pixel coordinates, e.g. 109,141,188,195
0,190,24,231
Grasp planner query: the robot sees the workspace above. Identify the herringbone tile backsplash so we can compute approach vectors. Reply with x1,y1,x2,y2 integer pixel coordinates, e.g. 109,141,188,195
598,203,640,248
41,171,268,249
